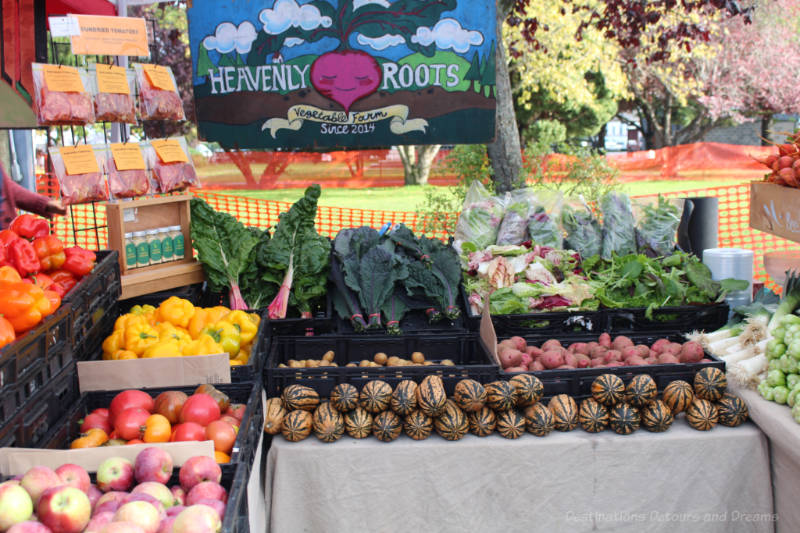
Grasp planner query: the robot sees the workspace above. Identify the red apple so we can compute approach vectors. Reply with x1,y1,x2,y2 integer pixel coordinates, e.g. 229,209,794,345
113,501,161,533
87,485,102,508
123,493,166,518
56,464,90,494
178,457,221,492
165,505,185,518
92,492,127,516
186,482,227,505
224,404,245,421
170,486,185,506
84,511,114,533
37,486,91,533
6,521,53,533
96,458,134,493
134,447,173,485
156,517,176,533
20,466,61,504
171,505,221,533
132,482,176,510
0,482,34,529
98,523,146,533
195,499,226,520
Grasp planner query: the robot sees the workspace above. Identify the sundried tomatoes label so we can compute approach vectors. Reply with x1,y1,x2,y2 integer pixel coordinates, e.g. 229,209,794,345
60,145,99,175
96,65,130,94
43,65,85,93
111,143,145,171
143,65,175,91
151,139,188,163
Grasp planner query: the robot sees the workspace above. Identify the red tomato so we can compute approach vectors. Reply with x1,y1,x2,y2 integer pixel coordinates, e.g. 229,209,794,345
225,404,246,421
154,390,188,425
126,439,144,445
81,412,112,435
179,394,221,426
205,420,236,454
219,415,240,432
170,422,206,442
91,408,110,418
114,407,150,440
110,390,154,423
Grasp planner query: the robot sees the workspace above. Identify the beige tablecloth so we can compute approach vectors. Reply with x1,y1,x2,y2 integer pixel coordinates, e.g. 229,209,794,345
732,385,800,533
264,419,773,533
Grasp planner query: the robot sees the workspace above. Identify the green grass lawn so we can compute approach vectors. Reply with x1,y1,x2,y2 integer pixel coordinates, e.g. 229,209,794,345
220,178,753,213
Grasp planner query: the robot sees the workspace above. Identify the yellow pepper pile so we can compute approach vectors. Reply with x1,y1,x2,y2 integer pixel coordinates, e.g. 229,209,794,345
101,296,260,366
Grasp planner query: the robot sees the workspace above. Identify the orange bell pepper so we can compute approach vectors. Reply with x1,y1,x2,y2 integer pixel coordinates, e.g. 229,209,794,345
0,316,15,349
32,235,65,271
0,281,44,333
0,266,21,283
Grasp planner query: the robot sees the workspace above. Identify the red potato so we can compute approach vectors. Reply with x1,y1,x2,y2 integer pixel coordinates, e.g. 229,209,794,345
587,341,600,351
635,345,650,358
667,343,682,356
603,350,622,364
568,343,590,355
700,358,713,363
541,339,563,352
525,346,543,358
621,347,639,360
658,353,680,364
529,360,545,371
563,352,577,368
679,341,705,363
590,359,606,368
626,356,647,366
557,364,573,369
505,366,527,373
577,358,590,368
509,336,527,351
574,353,591,364
541,350,565,369
590,345,608,359
606,361,624,367
497,340,516,353
651,339,671,354
598,333,612,348
611,335,634,351
499,349,523,369
520,352,533,367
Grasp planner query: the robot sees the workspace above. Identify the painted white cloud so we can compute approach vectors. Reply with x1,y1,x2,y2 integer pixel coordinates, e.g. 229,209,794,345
259,0,332,35
357,33,405,51
353,0,390,9
284,37,305,48
203,21,257,54
411,18,484,53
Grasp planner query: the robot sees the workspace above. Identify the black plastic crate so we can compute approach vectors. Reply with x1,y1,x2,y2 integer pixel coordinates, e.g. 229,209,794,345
335,302,469,335
265,291,336,337
482,332,725,400
41,381,262,465
264,333,498,397
63,250,121,358
604,302,730,335
0,303,72,425
0,361,80,447
121,283,203,311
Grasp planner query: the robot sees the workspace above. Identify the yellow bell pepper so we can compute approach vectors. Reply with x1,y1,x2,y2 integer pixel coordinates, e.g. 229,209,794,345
114,313,144,331
225,310,259,345
249,312,261,326
113,349,138,360
202,320,241,357
124,322,160,355
142,340,182,358
188,306,231,339
157,296,195,329
182,333,224,356
234,345,250,364
102,329,125,356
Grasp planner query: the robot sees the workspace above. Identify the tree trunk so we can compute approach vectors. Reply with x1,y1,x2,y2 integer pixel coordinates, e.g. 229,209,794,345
761,114,773,146
224,149,257,188
487,5,522,193
398,145,441,185
597,123,607,150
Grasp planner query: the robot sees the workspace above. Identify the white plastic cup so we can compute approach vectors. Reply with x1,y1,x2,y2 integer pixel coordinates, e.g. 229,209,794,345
702,248,754,305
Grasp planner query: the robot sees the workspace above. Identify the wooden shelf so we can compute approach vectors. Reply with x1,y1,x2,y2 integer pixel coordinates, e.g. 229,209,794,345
120,259,205,300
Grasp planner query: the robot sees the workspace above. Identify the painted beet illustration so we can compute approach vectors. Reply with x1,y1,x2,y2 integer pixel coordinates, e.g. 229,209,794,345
310,50,381,113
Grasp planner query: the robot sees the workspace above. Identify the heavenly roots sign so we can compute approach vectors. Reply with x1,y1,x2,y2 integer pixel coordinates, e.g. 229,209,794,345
187,0,496,149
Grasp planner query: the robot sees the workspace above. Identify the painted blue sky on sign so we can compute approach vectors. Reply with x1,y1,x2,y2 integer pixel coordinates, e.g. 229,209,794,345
187,0,496,85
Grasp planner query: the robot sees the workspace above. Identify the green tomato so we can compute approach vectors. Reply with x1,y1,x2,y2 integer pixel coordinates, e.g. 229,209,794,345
758,381,771,397
788,342,800,360
774,327,787,341
762,386,776,402
789,384,800,408
768,368,787,387
793,402,800,424
769,359,781,372
779,355,793,373
782,314,800,326
774,385,790,404
787,374,800,390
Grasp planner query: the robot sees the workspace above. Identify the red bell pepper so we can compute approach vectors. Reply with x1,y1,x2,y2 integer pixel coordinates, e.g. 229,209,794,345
32,235,65,271
50,269,78,296
27,273,54,290
62,247,95,277
0,230,19,248
9,215,49,240
8,239,40,277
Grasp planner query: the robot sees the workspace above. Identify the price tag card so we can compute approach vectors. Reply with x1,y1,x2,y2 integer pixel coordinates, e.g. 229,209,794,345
96,65,130,94
142,65,175,91
110,143,145,171
43,65,85,93
151,139,188,164
59,145,99,175
49,16,80,37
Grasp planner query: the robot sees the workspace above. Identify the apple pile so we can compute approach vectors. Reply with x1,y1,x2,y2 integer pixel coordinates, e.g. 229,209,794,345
73,385,245,463
0,447,227,533
497,333,710,372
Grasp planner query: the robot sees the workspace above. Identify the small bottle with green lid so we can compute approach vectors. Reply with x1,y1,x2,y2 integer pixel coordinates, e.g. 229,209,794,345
171,226,185,260
124,232,137,270
147,229,162,265
133,231,150,267
160,227,174,262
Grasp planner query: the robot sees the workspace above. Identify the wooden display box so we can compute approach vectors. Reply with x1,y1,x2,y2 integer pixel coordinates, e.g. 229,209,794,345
749,182,800,243
105,195,205,299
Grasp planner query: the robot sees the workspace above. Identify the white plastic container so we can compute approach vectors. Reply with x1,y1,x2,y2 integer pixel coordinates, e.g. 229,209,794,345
702,248,754,307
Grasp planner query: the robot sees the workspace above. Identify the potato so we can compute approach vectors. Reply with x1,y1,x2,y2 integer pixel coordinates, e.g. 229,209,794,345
509,336,527,351
529,360,545,371
499,348,523,369
346,362,357,367
574,353,591,365
423,361,434,366
598,333,612,348
288,360,303,368
306,359,320,368
651,338,671,354
635,345,650,358
587,341,600,351
498,339,516,351
541,350,565,369
520,352,533,367
621,347,639,360
590,359,606,368
525,346,543,358
411,351,425,364
679,341,705,363
590,345,608,359
318,360,333,367
541,339,563,352
322,350,335,362
658,353,680,364
441,359,455,366
603,350,622,364
568,342,589,355
374,352,388,365
611,335,634,351
506,366,527,372
387,356,401,366
626,355,647,366
563,352,577,368
576,357,590,369
359,359,371,367
278,363,287,368
667,343,682,356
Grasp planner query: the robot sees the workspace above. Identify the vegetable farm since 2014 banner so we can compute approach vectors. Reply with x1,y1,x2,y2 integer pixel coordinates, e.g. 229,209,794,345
187,0,497,149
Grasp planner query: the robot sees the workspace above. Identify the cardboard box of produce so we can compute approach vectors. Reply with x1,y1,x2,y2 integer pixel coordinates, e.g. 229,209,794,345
749,181,800,242
77,353,231,392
